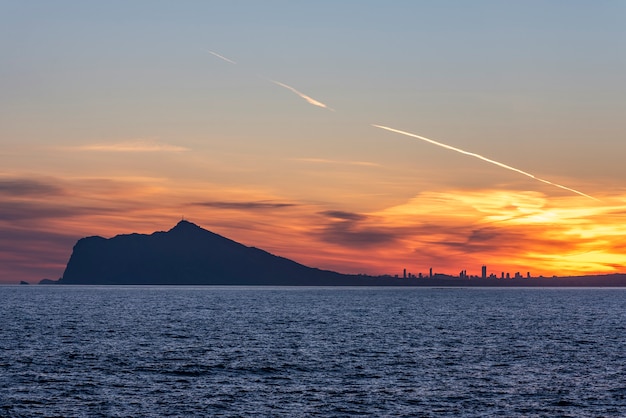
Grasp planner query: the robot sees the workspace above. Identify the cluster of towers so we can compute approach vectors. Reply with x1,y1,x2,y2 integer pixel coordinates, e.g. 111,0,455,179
402,267,433,279
400,265,533,280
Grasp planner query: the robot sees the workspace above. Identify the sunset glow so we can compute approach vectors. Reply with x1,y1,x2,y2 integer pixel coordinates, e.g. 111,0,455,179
1,2,625,283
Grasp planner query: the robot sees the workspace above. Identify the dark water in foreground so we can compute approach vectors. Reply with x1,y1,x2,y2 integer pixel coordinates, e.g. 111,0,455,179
1,287,625,417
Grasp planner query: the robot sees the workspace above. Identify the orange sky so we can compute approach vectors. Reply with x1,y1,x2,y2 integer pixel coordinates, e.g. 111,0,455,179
2,169,626,282
1,2,625,283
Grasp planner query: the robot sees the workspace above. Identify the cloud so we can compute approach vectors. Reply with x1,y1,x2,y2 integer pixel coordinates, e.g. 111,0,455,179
319,223,400,247
0,178,65,197
74,140,189,153
432,226,532,254
0,200,114,222
468,227,500,243
0,175,168,223
291,158,381,168
0,224,80,282
193,200,297,210
369,190,626,275
318,210,399,247
320,210,367,221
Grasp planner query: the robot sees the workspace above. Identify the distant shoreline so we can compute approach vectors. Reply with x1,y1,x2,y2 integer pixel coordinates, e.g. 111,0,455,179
40,221,626,288
29,273,626,287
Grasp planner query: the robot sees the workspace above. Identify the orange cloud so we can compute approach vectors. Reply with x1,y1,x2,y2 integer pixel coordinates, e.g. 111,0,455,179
72,140,189,153
290,158,381,168
364,190,626,277
2,173,625,283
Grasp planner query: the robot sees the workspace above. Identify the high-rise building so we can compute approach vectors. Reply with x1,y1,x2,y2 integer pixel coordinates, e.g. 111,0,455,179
481,265,487,279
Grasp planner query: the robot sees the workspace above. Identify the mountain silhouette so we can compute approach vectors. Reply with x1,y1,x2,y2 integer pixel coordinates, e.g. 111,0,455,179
59,220,358,285
52,220,626,286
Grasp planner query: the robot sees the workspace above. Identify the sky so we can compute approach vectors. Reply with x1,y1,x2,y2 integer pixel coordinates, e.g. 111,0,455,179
1,1,626,283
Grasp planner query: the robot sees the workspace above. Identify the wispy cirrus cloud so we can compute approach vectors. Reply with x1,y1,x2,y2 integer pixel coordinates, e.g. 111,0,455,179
0,178,65,197
372,190,626,275
320,210,367,221
72,140,189,153
0,201,111,222
291,158,381,168
194,200,297,210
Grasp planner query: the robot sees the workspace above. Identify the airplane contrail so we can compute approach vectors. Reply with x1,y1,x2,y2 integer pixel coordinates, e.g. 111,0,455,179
205,49,237,64
203,48,333,111
269,80,334,111
372,124,598,201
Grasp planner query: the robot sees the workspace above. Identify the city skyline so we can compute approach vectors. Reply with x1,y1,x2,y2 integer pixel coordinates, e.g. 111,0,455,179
2,1,626,283
400,265,535,280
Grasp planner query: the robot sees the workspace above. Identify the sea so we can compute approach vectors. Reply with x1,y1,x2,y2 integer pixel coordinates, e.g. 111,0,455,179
1,286,625,417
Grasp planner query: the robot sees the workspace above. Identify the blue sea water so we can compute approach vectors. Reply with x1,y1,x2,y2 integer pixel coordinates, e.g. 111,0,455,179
1,286,625,417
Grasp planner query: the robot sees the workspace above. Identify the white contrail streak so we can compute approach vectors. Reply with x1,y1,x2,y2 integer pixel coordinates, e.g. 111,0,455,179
206,49,237,64
372,124,598,201
269,80,334,111
203,48,333,111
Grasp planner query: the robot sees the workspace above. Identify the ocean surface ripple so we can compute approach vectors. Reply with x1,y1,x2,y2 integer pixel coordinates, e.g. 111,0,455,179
1,286,625,417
